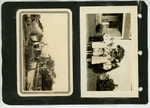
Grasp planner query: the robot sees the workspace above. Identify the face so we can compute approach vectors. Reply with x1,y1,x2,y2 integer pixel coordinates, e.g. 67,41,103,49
109,49,118,60
99,28,103,33
110,37,114,41
98,74,109,80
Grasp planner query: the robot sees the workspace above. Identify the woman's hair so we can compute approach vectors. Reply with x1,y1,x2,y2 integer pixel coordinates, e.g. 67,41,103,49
95,24,103,33
97,77,118,91
110,45,125,64
116,45,125,62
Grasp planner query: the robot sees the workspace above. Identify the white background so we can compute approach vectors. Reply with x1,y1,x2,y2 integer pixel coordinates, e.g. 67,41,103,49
0,0,150,108
40,13,69,91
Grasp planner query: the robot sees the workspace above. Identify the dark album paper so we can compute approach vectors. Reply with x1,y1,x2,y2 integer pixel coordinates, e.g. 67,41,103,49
2,1,148,105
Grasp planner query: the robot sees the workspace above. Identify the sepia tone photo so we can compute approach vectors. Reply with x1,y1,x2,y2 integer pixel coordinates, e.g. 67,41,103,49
80,6,138,97
17,9,73,96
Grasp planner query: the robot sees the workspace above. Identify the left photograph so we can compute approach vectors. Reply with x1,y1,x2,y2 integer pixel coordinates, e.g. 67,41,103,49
17,9,73,96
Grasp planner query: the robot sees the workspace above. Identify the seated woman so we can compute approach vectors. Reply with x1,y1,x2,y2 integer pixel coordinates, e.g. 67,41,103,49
89,23,114,42
89,24,104,42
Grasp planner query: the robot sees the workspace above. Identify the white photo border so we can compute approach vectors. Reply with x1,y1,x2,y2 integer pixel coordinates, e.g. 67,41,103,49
80,6,138,98
17,9,73,97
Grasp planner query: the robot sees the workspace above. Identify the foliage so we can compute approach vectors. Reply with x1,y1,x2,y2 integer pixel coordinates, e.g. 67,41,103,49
110,45,125,62
97,77,118,91
40,54,56,90
47,55,56,78
42,68,53,90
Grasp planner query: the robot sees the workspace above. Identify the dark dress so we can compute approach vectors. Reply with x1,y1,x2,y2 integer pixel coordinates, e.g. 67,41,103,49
91,63,119,73
89,35,104,42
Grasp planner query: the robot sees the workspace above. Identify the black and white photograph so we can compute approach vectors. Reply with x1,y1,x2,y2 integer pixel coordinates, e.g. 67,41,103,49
17,9,73,96
80,6,138,97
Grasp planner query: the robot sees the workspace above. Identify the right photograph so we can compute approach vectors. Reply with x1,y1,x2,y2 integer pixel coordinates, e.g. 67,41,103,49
80,6,138,98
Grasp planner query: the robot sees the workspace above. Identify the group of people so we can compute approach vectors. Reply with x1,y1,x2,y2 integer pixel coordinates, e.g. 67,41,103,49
87,24,125,73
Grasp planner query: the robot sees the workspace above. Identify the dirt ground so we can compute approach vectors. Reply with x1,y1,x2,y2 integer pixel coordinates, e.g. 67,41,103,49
22,16,36,90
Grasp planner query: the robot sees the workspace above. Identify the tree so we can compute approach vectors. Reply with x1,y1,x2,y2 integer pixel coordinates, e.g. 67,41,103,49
41,54,56,90
29,54,56,90
46,54,56,78
97,77,118,91
42,68,53,90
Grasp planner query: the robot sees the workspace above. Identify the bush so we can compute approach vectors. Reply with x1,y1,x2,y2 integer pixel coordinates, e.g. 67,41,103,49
97,77,118,91
42,68,53,90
